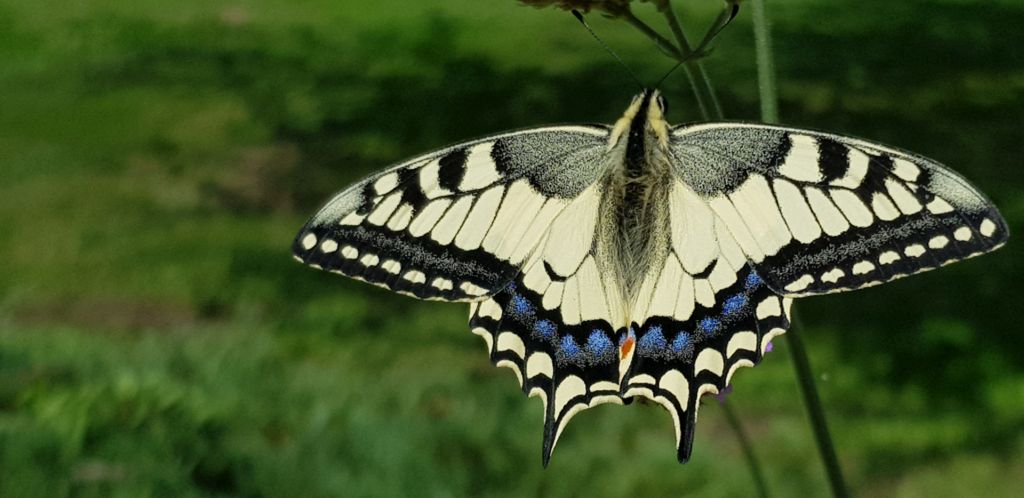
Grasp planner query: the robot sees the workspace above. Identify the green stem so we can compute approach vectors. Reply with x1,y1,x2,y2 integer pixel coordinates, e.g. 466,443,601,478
620,8,721,121
750,0,779,123
661,6,723,119
749,1,848,495
680,66,710,119
620,10,686,61
696,66,724,120
785,315,849,498
721,402,770,498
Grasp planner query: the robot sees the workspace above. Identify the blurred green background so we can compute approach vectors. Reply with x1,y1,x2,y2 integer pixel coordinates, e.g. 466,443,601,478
1,0,1021,496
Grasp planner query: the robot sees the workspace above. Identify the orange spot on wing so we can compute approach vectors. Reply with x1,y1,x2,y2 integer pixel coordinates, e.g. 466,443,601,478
620,336,635,358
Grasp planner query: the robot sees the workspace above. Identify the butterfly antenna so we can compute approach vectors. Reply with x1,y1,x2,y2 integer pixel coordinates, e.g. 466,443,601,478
654,60,685,89
655,1,741,89
572,10,644,89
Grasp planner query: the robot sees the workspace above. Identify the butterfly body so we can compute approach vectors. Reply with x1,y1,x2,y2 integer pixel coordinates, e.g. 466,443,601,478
293,89,1007,464
605,90,674,298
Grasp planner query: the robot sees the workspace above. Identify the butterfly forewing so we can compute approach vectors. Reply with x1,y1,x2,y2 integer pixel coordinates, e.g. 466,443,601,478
293,126,611,301
670,123,1009,297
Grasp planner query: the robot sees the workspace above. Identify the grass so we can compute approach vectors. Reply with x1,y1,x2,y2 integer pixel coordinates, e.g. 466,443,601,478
0,0,1022,496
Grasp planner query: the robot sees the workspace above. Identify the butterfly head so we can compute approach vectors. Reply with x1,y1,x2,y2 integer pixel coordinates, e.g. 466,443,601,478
609,89,671,151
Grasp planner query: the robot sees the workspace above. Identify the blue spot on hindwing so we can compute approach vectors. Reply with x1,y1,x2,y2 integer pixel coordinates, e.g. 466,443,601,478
699,317,721,335
507,293,533,321
745,270,762,289
559,335,581,359
723,294,748,316
672,332,691,352
585,330,614,362
637,325,667,355
533,319,556,340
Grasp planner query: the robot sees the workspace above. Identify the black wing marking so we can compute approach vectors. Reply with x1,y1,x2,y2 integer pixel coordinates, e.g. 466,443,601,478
293,126,610,301
670,123,1008,296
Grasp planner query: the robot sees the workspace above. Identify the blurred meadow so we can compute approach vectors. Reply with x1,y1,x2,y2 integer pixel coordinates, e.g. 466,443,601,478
1,0,1022,496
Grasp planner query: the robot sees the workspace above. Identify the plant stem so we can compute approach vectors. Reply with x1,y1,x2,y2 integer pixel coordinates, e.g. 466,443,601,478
749,1,848,495
680,67,710,119
750,0,779,123
661,6,723,119
620,8,721,120
620,10,685,61
696,67,724,120
784,315,849,498
721,402,770,498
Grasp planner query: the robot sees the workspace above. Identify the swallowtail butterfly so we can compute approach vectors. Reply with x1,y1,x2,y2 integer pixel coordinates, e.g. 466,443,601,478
293,90,1007,464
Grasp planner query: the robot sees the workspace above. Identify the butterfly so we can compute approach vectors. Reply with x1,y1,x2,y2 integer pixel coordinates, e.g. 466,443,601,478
292,89,1007,465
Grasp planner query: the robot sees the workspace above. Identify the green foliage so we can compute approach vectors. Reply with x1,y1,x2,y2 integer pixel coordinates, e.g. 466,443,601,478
0,0,1021,496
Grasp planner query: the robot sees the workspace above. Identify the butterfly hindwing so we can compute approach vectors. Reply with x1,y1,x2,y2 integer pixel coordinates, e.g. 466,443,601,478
621,180,792,461
469,184,628,465
670,123,1008,296
293,126,611,301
